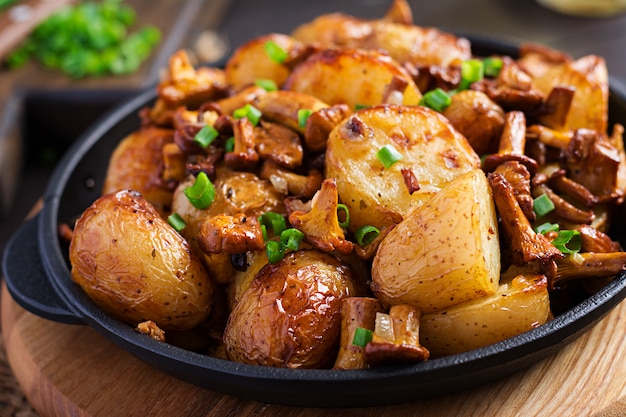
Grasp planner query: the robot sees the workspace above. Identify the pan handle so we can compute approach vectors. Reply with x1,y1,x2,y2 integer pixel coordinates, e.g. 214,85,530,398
2,214,82,324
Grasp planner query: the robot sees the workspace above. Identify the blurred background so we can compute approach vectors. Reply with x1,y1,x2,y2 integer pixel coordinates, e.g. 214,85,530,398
1,0,626,255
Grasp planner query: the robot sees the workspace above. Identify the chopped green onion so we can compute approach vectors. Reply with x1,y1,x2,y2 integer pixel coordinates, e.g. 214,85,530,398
419,88,452,112
258,212,286,236
552,230,582,254
535,222,560,235
483,57,504,77
352,327,373,348
184,172,215,209
167,213,186,232
233,104,262,126
337,204,350,229
255,78,278,92
298,109,313,129
280,228,305,251
260,224,268,241
266,240,285,263
264,40,288,64
224,136,235,152
459,59,485,90
355,225,380,246
194,125,219,148
355,103,369,111
533,194,555,218
376,144,403,168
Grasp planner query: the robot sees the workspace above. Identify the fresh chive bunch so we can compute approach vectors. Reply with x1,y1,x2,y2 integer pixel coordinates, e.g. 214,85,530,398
6,0,161,78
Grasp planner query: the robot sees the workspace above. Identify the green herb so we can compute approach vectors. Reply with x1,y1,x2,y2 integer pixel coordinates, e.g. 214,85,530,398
194,126,219,148
419,88,452,112
255,78,278,92
233,104,262,126
533,194,555,218
184,172,215,209
535,222,559,235
224,136,235,152
552,230,582,254
297,109,313,129
258,212,286,236
355,225,380,246
280,228,305,251
376,144,403,168
167,213,187,232
459,59,485,90
264,40,288,64
337,204,350,229
483,57,504,77
352,327,374,348
266,240,285,263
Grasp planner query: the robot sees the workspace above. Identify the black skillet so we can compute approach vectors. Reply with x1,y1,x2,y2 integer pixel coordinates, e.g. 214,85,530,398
3,37,626,407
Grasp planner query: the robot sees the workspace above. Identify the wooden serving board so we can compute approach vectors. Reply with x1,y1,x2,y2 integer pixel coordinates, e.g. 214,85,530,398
1,281,625,417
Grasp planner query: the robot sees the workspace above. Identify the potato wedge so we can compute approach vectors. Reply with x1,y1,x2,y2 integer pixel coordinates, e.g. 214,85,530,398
284,48,422,109
420,274,550,357
325,105,480,231
371,169,500,313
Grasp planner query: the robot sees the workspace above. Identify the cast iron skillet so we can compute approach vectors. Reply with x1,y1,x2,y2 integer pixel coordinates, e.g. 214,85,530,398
3,37,626,407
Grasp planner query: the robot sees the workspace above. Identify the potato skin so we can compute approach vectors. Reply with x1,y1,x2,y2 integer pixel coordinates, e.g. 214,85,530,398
420,274,550,357
69,190,213,331
223,250,363,368
326,105,480,231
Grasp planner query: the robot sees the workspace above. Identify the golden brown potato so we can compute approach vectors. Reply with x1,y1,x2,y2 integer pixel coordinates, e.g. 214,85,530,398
102,126,175,215
224,33,301,90
325,105,480,231
371,169,500,313
284,48,422,110
69,190,213,331
442,90,506,156
420,274,550,357
223,250,364,368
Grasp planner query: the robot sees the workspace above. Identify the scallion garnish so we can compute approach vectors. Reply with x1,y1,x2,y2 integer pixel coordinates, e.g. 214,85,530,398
224,136,235,152
258,212,287,236
233,103,262,126
266,240,285,263
459,59,485,90
337,204,350,229
355,104,369,111
255,78,278,92
535,222,559,235
298,109,313,128
193,125,219,148
167,213,186,232
184,172,215,209
264,40,288,64
552,230,582,254
280,228,305,251
483,57,504,77
352,327,373,348
533,194,555,218
376,144,403,168
355,225,380,246
419,88,452,112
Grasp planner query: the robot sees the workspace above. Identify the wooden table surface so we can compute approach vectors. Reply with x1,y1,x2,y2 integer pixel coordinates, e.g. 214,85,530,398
2,1,626,416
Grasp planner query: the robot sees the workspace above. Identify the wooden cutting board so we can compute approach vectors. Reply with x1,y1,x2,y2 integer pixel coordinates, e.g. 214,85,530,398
1,281,625,417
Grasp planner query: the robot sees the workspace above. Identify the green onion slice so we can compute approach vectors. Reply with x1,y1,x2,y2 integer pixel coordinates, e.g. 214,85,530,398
535,222,559,235
483,57,504,77
167,213,186,232
352,327,373,348
233,103,262,126
258,212,287,236
419,88,452,112
194,125,219,148
183,172,215,209
264,40,288,64
355,103,369,110
459,59,485,90
355,225,380,246
337,204,350,229
266,240,285,263
224,136,235,152
376,144,403,168
297,108,313,129
255,78,278,92
533,194,555,218
280,228,305,251
552,230,582,254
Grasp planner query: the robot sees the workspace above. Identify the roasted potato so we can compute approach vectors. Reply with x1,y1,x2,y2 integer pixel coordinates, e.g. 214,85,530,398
69,190,213,331
420,274,550,357
371,169,500,313
325,105,480,231
223,250,364,368
284,48,422,109
102,126,175,215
